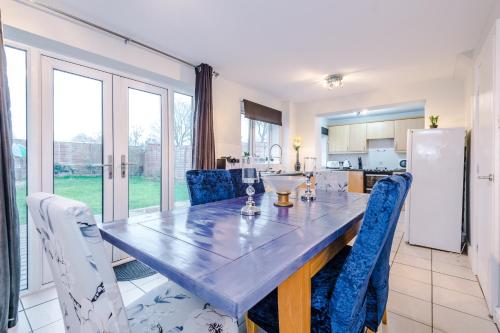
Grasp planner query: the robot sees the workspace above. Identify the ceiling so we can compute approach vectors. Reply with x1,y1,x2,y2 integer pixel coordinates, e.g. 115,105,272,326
37,0,495,102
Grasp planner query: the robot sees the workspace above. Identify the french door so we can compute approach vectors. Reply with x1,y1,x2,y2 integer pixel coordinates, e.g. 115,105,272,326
40,56,169,282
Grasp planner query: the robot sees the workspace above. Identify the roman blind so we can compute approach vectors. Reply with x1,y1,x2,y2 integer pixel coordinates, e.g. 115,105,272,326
242,99,282,126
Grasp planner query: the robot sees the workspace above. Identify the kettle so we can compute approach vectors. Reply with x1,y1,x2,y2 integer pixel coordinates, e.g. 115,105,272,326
343,160,352,169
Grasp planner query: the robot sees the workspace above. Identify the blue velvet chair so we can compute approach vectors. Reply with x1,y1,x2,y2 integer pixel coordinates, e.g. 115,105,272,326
365,173,412,331
186,169,236,206
228,168,266,197
247,173,412,333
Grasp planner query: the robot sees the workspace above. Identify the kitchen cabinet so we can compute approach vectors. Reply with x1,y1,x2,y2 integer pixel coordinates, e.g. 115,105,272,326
348,123,367,152
394,117,425,151
348,171,364,193
328,125,349,153
366,121,395,139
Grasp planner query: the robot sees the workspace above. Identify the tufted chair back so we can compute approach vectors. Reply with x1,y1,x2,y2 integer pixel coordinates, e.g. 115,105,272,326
365,173,413,330
27,193,129,333
329,173,411,333
228,168,266,197
186,169,236,206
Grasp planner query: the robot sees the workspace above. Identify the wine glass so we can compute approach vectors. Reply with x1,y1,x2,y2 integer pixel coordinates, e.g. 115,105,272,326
301,157,317,201
241,156,261,216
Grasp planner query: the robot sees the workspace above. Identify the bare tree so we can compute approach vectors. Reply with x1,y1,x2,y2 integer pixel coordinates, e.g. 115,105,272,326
129,125,144,146
174,99,193,147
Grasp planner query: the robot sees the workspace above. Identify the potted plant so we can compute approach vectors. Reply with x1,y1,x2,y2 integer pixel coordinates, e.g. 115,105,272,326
429,115,439,128
293,136,302,171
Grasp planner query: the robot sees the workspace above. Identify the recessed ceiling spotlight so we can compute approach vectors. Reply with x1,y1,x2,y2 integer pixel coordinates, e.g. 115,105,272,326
325,74,343,89
361,109,368,115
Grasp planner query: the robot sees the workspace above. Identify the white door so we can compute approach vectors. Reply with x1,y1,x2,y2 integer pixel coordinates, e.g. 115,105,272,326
111,77,169,261
41,57,114,284
473,33,495,310
40,57,170,280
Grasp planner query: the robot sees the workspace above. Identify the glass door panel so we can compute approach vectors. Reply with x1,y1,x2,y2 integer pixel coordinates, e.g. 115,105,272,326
173,92,193,207
128,88,162,216
53,70,105,221
6,46,28,290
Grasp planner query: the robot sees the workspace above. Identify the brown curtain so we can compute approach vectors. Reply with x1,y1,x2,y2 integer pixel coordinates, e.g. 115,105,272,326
0,11,20,331
192,63,216,170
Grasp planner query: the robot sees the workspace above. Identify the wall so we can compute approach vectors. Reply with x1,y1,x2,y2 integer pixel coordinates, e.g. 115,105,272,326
212,76,290,166
292,77,467,159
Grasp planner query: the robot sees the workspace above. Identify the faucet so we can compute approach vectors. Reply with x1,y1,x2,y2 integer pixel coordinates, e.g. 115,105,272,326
267,144,283,172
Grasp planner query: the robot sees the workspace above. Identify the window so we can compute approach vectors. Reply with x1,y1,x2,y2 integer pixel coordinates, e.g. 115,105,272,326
6,46,28,290
173,92,193,206
241,114,281,164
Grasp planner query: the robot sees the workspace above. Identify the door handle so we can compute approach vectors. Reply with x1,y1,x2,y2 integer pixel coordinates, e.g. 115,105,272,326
92,155,113,179
121,155,137,178
478,174,494,181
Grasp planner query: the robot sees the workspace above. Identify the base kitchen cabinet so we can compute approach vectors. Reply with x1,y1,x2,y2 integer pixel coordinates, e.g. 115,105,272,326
347,171,364,193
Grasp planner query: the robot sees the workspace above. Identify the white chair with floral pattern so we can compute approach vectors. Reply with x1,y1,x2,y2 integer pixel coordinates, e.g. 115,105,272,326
27,192,238,333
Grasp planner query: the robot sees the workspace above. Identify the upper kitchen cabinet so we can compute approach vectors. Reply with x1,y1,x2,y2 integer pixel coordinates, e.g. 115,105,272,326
394,117,425,151
366,120,395,139
348,123,367,152
328,125,349,153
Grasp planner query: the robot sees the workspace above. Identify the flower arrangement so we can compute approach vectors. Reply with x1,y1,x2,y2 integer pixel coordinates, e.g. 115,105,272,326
293,136,302,171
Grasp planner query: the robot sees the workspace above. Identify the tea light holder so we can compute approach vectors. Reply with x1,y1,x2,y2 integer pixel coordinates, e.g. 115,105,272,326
241,157,261,216
301,157,317,201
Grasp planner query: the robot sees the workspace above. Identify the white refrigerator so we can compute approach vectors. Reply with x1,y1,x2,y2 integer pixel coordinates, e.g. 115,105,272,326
406,128,466,253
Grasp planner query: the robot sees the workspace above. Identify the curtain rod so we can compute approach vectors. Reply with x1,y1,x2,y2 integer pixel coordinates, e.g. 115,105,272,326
15,0,219,77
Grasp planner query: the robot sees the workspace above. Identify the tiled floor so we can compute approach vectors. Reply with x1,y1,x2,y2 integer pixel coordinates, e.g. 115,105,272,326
13,222,500,333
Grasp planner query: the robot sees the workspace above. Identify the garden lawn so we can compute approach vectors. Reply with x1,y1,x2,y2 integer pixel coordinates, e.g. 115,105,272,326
15,175,190,223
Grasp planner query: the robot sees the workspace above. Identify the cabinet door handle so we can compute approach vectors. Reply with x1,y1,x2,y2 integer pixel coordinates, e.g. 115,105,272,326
478,174,494,181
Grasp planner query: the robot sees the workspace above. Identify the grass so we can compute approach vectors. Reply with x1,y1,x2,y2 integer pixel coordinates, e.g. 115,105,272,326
15,175,190,224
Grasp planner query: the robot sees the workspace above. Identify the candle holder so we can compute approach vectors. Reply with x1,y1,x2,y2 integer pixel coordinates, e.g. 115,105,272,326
241,157,261,216
301,157,317,201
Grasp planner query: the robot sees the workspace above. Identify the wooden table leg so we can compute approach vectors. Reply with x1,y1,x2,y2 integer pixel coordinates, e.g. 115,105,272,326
276,221,360,333
245,314,258,333
278,263,311,333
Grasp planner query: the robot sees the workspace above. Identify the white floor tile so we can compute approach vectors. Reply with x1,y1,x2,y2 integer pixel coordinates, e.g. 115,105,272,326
390,263,431,284
121,287,146,306
24,299,62,330
21,288,58,309
432,272,484,299
431,260,477,281
117,281,136,294
139,276,169,293
397,242,432,260
433,286,491,320
129,273,162,287
389,275,432,302
387,291,432,326
377,312,432,333
433,305,498,333
394,253,431,270
34,320,65,333
432,250,471,268
10,311,32,333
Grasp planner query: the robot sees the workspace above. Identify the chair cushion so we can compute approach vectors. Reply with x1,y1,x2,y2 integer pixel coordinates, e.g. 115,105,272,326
248,246,365,333
127,281,238,333
186,170,236,206
228,168,266,197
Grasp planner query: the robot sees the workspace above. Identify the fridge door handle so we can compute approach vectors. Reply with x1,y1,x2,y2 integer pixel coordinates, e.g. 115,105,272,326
478,174,494,181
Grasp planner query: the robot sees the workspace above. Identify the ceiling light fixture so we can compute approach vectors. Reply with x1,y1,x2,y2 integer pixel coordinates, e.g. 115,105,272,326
325,74,343,89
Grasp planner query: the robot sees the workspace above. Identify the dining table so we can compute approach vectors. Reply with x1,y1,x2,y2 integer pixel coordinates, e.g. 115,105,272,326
98,190,369,333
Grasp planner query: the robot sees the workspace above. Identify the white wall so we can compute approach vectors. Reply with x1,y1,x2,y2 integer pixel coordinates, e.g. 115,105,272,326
292,77,467,159
212,76,290,165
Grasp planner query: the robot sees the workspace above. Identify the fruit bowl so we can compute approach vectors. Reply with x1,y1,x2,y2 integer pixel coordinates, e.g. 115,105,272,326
261,175,306,207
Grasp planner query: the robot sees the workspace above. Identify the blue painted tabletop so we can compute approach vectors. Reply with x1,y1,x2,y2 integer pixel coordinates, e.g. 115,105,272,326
99,190,368,318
